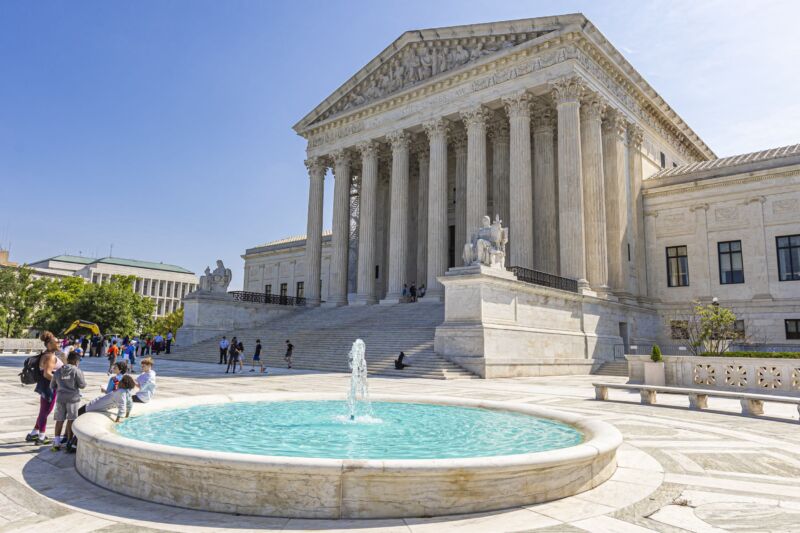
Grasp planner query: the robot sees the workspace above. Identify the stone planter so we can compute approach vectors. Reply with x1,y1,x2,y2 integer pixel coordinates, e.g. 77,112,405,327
643,361,666,386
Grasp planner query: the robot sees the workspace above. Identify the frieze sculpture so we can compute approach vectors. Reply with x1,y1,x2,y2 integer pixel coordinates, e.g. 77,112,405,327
198,259,233,293
462,215,509,269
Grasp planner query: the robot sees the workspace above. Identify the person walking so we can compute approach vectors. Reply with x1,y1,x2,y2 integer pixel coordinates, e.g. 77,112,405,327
26,331,63,445
409,283,417,302
237,340,245,373
50,350,86,451
106,340,120,374
80,335,89,357
219,336,229,365
225,338,239,374
250,339,265,373
284,339,294,369
166,330,173,354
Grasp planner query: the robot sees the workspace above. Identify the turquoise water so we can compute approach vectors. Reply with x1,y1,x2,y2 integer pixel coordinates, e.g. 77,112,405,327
116,400,583,459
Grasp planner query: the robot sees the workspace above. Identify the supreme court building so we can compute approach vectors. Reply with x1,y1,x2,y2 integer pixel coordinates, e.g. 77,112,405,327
242,14,800,368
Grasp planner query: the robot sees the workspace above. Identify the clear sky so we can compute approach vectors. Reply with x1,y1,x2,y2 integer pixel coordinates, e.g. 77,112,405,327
1,0,798,289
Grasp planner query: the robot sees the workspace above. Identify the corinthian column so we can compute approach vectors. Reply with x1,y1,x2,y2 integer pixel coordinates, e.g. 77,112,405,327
489,116,510,234
329,149,352,306
461,105,491,241
628,125,646,297
580,95,609,292
533,105,558,274
551,76,587,286
353,141,379,305
452,130,467,263
416,146,430,287
423,118,449,301
503,91,534,269
602,109,629,295
303,157,326,306
381,130,410,304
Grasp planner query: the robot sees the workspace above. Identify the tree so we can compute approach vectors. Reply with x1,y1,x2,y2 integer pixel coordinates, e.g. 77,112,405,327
668,300,742,356
71,275,155,336
0,266,48,337
151,307,184,338
33,276,89,333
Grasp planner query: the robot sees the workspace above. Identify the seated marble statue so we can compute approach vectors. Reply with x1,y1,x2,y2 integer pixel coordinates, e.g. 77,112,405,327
462,215,508,269
198,260,233,293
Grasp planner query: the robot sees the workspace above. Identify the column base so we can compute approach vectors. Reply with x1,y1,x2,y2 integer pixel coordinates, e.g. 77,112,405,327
322,299,348,308
305,298,321,308
379,293,403,305
349,294,378,306
419,291,444,303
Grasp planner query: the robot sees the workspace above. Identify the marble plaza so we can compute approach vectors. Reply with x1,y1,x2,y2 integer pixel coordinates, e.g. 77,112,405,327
3,354,800,531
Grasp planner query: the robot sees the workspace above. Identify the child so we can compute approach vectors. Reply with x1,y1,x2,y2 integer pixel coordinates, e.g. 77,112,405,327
133,357,156,403
250,339,266,373
102,361,127,393
124,342,136,370
50,350,86,451
106,340,120,374
80,374,135,423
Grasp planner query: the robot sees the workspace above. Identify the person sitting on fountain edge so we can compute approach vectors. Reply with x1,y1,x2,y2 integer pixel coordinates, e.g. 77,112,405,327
394,352,409,370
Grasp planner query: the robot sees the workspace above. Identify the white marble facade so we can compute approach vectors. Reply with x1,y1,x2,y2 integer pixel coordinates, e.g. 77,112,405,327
242,14,800,348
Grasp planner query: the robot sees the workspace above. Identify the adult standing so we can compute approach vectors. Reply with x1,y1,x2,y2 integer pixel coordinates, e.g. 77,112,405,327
80,335,89,357
153,333,164,355
284,339,294,369
26,331,63,445
219,336,229,365
166,330,174,354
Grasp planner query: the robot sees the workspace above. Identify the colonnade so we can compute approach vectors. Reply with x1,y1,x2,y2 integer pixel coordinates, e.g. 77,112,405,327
303,75,645,306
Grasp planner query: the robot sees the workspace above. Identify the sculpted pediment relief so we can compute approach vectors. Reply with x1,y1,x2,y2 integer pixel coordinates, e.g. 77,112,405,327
314,31,556,125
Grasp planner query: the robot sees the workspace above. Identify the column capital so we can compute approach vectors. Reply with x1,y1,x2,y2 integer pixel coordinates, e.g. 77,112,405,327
460,104,492,130
356,140,379,159
488,116,510,143
451,129,468,153
550,76,586,105
423,117,450,140
304,157,327,179
579,95,606,122
330,149,352,169
627,124,644,149
412,139,430,161
602,108,629,139
502,91,532,119
532,106,555,132
387,129,411,152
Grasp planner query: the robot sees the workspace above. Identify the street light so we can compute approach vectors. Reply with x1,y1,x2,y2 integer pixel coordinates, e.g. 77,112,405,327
711,297,719,307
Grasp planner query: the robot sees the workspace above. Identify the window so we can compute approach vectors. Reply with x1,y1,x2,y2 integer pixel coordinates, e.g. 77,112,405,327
777,235,800,281
660,152,666,168
718,240,744,284
666,246,689,287
296,281,304,298
627,243,631,262
786,319,800,340
375,265,379,280
280,283,287,297
265,284,272,296
733,320,746,340
670,320,689,339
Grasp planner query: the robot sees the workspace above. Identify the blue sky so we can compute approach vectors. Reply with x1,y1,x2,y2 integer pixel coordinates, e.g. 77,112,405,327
1,0,798,289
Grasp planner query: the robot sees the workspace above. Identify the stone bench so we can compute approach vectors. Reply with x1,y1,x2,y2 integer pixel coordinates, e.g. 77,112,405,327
593,382,800,420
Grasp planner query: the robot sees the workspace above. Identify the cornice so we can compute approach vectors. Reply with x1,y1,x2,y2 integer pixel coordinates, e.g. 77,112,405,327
642,168,800,198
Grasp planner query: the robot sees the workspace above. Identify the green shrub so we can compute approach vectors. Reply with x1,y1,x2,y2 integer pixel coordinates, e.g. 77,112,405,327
699,351,800,359
650,344,663,362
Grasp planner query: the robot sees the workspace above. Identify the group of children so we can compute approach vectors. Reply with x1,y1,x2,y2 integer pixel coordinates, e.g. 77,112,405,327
26,330,158,452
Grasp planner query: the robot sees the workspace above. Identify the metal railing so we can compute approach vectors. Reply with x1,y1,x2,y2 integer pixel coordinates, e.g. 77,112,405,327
229,291,306,307
508,266,579,293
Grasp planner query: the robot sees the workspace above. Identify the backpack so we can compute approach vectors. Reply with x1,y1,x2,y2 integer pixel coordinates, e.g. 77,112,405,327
19,353,43,385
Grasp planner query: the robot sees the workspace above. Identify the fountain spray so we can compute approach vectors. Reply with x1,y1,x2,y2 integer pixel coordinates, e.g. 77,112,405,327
346,339,371,421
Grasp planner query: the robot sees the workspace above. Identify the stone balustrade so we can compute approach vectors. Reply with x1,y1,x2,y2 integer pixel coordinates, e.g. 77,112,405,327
627,354,800,394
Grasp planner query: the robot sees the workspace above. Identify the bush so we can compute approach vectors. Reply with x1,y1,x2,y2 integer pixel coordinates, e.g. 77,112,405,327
699,351,800,359
650,344,663,363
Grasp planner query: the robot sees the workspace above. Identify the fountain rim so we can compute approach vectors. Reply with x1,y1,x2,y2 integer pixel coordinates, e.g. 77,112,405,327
74,392,621,470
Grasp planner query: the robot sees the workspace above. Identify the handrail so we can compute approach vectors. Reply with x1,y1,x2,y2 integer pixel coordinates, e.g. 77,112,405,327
508,266,578,293
229,291,307,307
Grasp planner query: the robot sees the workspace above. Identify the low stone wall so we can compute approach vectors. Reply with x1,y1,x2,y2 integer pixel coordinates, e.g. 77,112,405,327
627,354,800,394
435,265,659,378
179,292,297,346
0,338,40,354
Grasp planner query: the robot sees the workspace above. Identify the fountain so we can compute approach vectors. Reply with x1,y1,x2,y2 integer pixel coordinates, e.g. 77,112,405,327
345,339,375,422
72,340,622,519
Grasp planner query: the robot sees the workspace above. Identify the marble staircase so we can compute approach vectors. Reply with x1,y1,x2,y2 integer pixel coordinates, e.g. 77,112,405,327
165,302,476,379
592,361,629,377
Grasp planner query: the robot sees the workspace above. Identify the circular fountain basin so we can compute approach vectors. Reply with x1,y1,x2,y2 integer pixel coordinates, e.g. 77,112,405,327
73,393,621,519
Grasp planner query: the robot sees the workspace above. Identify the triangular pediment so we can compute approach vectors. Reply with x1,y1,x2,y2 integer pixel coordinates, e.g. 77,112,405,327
294,15,586,133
